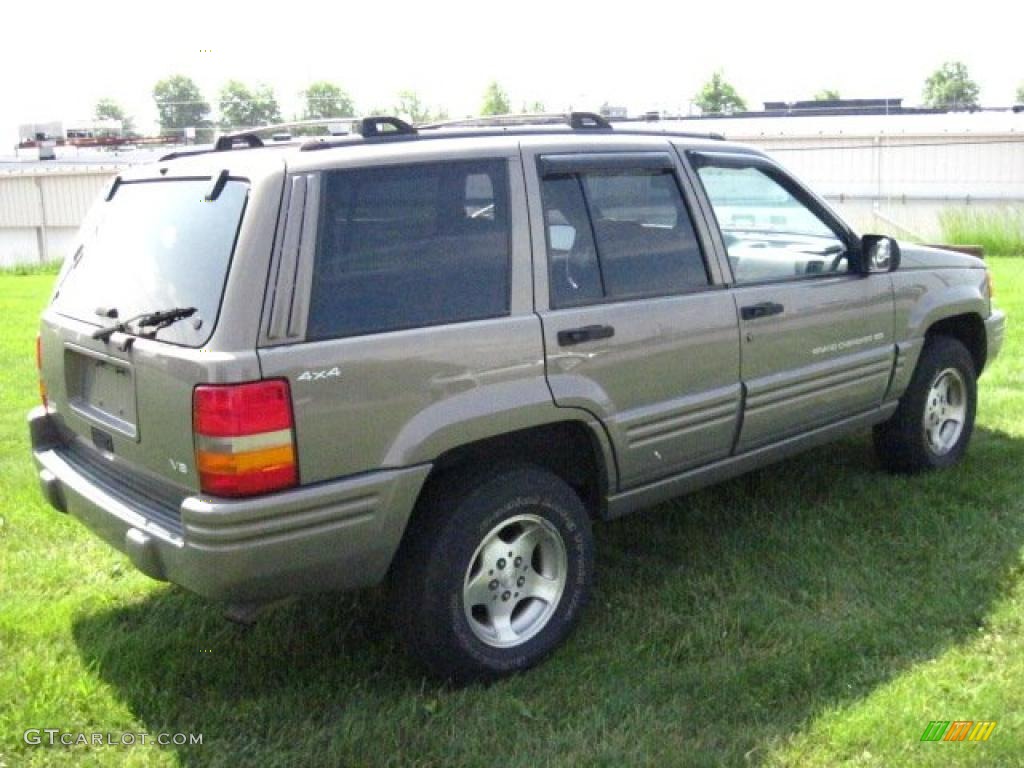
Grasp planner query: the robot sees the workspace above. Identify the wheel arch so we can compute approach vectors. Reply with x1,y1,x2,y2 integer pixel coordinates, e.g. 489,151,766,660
926,312,987,375
423,419,613,519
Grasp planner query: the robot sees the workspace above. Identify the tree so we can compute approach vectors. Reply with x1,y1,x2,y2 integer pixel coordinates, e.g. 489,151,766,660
521,100,545,113
694,71,747,115
392,90,447,123
1017,82,1024,104
218,80,281,129
94,97,135,136
153,75,211,135
301,81,355,120
923,61,980,110
480,81,511,116
814,89,840,101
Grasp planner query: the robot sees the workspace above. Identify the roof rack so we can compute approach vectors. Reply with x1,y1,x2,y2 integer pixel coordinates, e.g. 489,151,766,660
217,116,416,146
420,111,611,131
160,116,417,160
160,112,727,161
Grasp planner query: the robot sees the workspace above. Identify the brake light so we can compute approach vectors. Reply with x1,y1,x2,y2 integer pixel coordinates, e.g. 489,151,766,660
193,379,298,497
36,334,47,408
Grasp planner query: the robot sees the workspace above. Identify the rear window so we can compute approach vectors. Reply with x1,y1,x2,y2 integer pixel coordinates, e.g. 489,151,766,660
52,178,248,347
307,159,511,341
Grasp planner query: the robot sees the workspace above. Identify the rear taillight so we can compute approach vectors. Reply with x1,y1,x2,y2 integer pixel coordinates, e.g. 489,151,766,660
193,379,298,497
36,333,48,408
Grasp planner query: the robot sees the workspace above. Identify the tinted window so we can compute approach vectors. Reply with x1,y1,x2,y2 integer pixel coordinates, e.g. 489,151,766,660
696,163,848,283
308,160,510,340
52,179,248,347
541,168,708,308
541,176,603,307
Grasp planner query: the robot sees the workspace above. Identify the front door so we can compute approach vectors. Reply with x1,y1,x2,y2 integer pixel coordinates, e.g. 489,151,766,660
689,152,895,451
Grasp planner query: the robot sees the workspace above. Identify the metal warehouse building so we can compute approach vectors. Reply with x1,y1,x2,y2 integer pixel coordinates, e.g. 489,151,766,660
655,109,1024,240
1,110,1021,266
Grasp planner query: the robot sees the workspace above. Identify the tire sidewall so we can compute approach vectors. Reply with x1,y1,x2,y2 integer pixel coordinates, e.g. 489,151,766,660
910,339,977,469
433,470,593,677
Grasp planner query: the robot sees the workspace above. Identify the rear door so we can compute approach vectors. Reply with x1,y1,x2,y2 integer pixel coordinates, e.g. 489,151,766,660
523,139,741,490
687,151,895,451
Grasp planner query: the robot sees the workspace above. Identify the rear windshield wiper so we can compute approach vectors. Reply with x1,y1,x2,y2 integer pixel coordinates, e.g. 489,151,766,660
92,306,198,342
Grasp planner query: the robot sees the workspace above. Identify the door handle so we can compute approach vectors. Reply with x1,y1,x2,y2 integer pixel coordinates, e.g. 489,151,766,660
740,301,785,320
558,324,615,346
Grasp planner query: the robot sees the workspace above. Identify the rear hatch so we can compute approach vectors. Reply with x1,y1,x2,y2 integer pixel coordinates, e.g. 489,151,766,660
38,173,252,512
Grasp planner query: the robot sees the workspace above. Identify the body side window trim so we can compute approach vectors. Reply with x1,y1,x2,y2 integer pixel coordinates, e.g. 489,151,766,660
688,150,858,246
290,157,516,344
537,154,718,311
686,149,863,287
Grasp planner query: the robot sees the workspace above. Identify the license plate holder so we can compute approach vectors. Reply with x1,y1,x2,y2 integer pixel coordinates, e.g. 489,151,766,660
65,346,139,440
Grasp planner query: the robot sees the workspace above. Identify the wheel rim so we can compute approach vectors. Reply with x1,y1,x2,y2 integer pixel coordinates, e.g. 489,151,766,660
923,367,967,456
462,513,567,649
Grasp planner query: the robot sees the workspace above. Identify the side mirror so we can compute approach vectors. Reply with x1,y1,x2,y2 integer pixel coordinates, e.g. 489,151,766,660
859,235,901,273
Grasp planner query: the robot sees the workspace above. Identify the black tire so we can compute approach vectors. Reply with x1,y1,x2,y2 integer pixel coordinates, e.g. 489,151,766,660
388,464,594,682
873,335,977,473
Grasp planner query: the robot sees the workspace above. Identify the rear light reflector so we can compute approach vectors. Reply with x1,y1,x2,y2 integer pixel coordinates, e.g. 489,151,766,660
193,379,298,497
194,380,293,436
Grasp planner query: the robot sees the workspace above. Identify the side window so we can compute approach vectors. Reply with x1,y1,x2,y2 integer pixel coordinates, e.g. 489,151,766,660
308,159,511,340
540,176,602,307
541,167,709,308
695,162,849,284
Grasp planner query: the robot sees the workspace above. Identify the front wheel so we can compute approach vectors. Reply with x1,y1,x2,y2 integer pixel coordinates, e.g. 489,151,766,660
389,464,594,681
873,335,977,473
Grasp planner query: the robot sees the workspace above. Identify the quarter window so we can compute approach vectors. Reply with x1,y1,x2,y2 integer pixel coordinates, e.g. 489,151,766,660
308,160,511,340
541,168,708,308
695,162,849,284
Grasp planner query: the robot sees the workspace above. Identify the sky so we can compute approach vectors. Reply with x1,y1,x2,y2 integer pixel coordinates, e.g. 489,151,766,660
1,0,1021,145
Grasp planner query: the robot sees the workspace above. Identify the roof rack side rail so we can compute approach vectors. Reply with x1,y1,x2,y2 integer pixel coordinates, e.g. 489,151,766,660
610,127,727,142
419,111,611,131
220,117,360,136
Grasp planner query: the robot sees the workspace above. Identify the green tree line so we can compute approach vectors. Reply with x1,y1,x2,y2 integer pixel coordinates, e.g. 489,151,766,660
91,63,1017,139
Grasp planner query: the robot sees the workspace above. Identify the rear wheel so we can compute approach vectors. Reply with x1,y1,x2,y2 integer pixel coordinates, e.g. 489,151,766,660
873,335,977,473
389,464,594,681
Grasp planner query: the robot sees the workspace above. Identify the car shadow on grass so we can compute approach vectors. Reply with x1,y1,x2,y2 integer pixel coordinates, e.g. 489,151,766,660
72,426,1024,766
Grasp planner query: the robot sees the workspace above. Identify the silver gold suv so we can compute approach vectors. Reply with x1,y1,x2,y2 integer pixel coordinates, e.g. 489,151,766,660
28,113,1006,680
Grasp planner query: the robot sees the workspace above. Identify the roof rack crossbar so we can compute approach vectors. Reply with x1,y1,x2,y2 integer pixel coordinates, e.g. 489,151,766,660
214,133,264,151
351,116,417,137
568,111,612,129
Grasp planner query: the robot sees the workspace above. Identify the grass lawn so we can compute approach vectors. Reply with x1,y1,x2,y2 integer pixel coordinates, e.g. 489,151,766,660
1,260,1021,767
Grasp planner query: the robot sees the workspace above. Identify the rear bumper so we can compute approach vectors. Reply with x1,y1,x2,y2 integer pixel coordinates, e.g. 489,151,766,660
28,406,430,602
985,309,1006,370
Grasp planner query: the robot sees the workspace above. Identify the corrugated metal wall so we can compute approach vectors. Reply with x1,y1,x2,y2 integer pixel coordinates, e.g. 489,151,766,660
1,130,1022,265
759,135,1024,201
0,168,114,265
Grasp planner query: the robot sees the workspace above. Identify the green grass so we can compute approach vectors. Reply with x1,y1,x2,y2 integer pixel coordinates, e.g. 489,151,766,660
940,207,1024,258
0,260,63,276
1,261,1022,767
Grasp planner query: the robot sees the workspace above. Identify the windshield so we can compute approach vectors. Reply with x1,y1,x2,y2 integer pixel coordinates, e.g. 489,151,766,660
52,178,248,347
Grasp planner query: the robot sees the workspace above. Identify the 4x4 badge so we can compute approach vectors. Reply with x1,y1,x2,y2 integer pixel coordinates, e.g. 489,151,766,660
297,367,341,382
